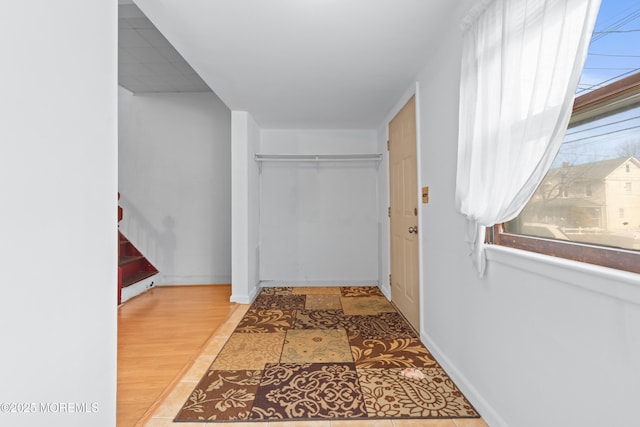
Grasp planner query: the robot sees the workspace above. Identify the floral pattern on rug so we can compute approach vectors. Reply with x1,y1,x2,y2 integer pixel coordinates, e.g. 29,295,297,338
175,286,480,423
249,363,367,420
175,370,262,421
348,312,419,339
234,309,296,333
293,309,350,330
210,332,285,370
292,287,342,295
259,287,293,295
304,294,343,310
349,331,438,369
251,294,306,310
357,367,479,418
281,329,352,363
340,295,396,315
340,286,384,297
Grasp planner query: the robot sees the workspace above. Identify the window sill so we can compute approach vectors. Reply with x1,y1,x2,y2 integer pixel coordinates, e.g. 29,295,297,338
485,244,640,305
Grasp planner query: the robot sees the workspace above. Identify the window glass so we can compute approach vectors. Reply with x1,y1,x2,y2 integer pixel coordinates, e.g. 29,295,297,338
504,103,640,251
501,0,640,254
576,0,640,95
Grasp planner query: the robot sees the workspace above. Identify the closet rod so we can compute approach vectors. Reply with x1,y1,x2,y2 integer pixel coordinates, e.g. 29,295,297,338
255,153,382,162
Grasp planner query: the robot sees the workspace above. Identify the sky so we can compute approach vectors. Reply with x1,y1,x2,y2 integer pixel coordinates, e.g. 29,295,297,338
577,0,640,94
553,0,640,167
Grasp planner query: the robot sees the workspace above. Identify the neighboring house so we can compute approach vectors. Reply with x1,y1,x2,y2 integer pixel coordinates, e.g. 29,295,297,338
518,156,640,247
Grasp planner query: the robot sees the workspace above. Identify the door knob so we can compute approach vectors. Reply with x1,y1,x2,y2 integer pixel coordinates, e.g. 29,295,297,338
408,226,418,234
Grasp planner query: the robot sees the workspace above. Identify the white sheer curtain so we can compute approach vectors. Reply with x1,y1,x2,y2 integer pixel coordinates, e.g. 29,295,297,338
456,0,601,275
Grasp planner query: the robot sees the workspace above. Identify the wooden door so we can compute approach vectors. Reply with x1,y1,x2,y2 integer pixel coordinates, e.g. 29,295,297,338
389,96,419,333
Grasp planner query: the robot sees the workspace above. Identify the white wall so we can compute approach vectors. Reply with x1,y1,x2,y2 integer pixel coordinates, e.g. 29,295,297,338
248,116,262,296
376,125,391,295
259,130,380,285
411,4,640,426
118,89,231,285
231,111,261,303
0,1,117,426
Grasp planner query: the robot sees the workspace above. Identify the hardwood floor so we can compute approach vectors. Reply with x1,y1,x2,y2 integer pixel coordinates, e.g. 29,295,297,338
117,285,237,427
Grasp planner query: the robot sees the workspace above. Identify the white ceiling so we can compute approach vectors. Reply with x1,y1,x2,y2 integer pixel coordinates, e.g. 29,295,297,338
125,0,466,129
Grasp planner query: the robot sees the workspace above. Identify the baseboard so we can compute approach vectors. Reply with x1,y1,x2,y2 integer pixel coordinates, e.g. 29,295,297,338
259,280,380,287
379,283,391,299
120,274,158,303
420,330,507,427
229,284,260,304
154,275,232,285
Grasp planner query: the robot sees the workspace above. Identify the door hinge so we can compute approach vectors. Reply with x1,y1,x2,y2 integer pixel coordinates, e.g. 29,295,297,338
387,140,390,151
389,274,392,286
414,207,418,216
388,206,391,218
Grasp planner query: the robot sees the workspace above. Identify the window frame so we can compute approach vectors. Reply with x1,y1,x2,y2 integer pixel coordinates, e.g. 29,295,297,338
490,72,640,275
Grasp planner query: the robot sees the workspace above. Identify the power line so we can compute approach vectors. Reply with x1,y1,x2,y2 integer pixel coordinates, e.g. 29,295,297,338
564,124,640,145
589,53,640,58
591,7,640,43
576,7,640,93
576,67,640,94
593,29,640,34
566,114,640,136
583,67,640,70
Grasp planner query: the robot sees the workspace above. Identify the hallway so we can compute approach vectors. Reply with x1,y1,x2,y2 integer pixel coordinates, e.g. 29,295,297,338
118,285,488,427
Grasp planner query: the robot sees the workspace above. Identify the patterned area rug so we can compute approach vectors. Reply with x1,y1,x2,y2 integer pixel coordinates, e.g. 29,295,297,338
174,286,479,422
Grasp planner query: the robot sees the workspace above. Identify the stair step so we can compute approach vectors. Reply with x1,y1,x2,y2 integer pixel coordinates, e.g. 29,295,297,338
118,230,159,295
119,245,138,257
121,270,157,288
118,255,145,267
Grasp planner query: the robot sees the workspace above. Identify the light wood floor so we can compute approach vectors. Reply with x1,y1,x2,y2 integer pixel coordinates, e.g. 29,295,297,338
117,285,238,427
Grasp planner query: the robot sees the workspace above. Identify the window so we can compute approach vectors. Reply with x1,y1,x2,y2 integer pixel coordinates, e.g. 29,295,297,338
490,1,640,274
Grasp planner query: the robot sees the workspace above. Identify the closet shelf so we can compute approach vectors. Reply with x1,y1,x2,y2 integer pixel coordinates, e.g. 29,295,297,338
255,153,383,162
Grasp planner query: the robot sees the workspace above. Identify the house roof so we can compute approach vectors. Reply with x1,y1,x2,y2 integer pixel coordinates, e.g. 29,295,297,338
546,156,640,182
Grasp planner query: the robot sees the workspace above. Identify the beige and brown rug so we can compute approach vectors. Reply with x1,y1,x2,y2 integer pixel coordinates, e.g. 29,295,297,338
174,286,479,422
